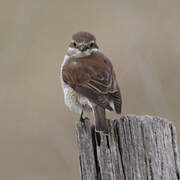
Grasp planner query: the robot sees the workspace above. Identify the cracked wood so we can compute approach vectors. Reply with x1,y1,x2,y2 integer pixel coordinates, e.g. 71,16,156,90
76,115,180,180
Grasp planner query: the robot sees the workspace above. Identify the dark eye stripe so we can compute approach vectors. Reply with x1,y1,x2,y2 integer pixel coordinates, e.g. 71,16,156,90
90,43,94,48
70,42,78,48
73,42,77,47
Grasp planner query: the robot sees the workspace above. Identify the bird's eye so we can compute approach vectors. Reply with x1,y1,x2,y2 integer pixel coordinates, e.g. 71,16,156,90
73,42,77,47
90,42,94,48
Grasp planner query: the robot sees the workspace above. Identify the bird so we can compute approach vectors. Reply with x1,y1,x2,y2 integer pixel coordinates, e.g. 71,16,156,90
60,31,122,133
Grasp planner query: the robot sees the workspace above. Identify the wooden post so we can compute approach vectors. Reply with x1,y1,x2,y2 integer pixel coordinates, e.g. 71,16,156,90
76,115,180,180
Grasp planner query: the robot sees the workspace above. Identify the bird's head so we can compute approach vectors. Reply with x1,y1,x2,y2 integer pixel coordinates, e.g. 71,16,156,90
67,32,99,58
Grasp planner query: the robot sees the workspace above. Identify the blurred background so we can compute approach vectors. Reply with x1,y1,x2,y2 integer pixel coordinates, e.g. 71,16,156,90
0,0,180,179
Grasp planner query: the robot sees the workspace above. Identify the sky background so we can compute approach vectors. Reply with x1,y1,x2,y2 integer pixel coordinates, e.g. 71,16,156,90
0,0,180,179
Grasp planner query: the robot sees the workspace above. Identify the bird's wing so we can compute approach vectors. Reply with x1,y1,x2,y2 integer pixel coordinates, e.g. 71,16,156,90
62,53,121,111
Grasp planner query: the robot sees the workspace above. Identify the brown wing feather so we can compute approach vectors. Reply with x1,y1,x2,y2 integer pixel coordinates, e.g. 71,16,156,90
62,52,122,112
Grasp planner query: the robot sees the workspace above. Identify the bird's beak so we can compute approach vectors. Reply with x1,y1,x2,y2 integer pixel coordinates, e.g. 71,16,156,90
78,44,88,52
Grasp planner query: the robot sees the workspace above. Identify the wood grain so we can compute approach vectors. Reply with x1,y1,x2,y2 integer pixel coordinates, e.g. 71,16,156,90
76,115,180,180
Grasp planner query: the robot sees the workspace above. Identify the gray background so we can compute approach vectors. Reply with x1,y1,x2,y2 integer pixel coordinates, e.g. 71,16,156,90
0,0,180,179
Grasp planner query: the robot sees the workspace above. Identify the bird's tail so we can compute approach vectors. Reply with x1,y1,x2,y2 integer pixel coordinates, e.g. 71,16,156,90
92,105,108,133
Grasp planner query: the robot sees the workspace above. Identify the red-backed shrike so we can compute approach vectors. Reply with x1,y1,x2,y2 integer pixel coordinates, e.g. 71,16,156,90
61,32,122,133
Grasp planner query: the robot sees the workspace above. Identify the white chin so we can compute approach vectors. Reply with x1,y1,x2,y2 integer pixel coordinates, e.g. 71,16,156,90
67,47,99,58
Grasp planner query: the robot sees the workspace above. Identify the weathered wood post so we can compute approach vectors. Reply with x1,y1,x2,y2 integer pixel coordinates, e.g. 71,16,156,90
76,115,180,180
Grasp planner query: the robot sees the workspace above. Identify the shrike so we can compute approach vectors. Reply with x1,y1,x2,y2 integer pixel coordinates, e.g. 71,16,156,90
61,32,122,133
